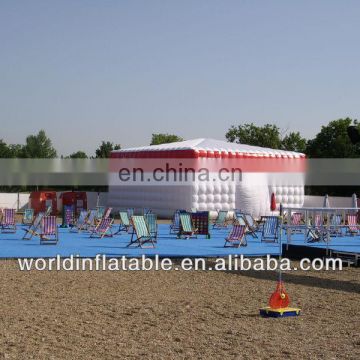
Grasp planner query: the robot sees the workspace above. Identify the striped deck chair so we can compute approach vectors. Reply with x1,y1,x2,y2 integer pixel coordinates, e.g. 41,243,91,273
261,216,279,242
178,213,198,238
307,214,326,243
45,206,52,216
127,216,156,248
170,210,186,234
83,209,98,231
115,211,132,234
23,212,44,240
329,214,343,237
70,210,88,232
96,206,105,220
243,213,259,238
224,225,247,247
90,217,114,238
40,216,58,245
213,210,228,229
306,214,327,243
235,214,247,226
145,213,158,241
345,214,359,235
291,212,304,234
1,209,16,233
22,209,34,225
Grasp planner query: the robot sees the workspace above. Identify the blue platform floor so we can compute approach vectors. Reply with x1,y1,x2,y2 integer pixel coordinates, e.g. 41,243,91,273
284,232,360,255
0,224,280,259
1,224,359,259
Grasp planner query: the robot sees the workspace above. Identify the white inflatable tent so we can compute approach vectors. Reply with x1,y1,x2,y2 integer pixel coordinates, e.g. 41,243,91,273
109,138,305,218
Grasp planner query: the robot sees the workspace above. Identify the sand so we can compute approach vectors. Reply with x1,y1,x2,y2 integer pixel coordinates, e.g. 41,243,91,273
0,260,359,359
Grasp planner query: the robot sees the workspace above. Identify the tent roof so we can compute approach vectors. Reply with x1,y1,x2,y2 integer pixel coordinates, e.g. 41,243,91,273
112,138,305,158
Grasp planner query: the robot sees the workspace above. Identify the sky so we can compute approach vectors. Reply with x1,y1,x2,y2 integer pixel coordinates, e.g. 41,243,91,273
0,0,359,156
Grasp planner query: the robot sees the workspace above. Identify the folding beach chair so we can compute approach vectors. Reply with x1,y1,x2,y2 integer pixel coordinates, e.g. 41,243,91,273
96,206,105,220
261,216,279,242
329,214,343,237
114,211,132,234
45,206,52,216
345,214,359,236
40,216,59,245
90,217,114,238
307,214,327,243
70,210,88,232
242,213,259,238
83,209,98,232
127,216,156,248
145,213,158,241
290,212,304,234
170,210,186,234
224,224,247,247
22,208,34,225
213,210,228,229
0,208,16,233
23,212,44,240
178,213,198,239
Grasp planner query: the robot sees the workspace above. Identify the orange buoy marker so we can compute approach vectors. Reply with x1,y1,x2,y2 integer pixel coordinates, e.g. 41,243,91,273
260,204,301,318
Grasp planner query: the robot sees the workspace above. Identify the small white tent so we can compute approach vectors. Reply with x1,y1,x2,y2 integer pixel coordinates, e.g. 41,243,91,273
109,138,305,217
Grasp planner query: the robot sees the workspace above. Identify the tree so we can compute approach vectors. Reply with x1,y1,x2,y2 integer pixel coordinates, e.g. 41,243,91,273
150,133,184,145
306,118,360,158
281,132,307,153
226,123,282,149
0,140,10,157
95,141,121,158
20,130,57,158
68,151,88,159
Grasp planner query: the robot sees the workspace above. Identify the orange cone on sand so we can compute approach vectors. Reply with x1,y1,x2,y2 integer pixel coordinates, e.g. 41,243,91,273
268,281,290,309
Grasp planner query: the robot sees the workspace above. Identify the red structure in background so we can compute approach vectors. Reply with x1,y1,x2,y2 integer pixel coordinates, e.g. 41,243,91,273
60,191,87,216
29,191,57,215
270,192,277,211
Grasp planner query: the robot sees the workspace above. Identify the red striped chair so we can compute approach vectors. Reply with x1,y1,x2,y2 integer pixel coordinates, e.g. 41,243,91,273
345,214,359,235
40,216,58,245
90,217,114,238
224,225,247,247
1,208,16,233
291,212,304,234
103,207,112,219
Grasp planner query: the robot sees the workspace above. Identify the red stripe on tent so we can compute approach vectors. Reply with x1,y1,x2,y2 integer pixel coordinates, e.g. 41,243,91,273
111,150,306,159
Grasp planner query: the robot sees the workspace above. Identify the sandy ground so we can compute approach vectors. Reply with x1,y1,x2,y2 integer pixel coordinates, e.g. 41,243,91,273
0,260,359,360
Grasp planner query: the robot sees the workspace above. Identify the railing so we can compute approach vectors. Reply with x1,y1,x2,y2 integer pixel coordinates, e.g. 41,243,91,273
281,206,358,255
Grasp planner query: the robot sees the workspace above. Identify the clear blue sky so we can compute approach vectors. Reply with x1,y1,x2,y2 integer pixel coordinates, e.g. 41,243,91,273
0,0,359,156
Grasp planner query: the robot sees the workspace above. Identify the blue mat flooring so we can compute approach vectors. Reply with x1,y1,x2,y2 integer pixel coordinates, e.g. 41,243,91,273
0,224,280,258
0,224,359,258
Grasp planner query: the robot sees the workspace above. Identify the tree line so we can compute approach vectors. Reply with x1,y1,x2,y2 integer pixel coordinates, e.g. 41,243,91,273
0,118,358,195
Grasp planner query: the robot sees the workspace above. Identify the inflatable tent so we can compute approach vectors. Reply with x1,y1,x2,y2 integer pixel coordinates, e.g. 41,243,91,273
109,138,305,218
